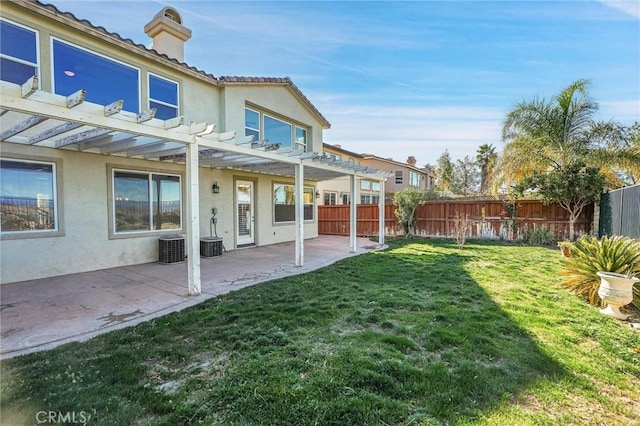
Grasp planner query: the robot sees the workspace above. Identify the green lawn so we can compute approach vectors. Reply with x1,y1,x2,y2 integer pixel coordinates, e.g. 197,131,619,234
2,238,639,425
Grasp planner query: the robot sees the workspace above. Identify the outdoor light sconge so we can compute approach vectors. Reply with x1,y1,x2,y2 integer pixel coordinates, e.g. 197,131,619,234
212,181,220,194
315,189,321,199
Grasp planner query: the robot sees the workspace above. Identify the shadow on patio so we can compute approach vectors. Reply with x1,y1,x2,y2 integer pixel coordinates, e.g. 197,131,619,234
0,236,381,359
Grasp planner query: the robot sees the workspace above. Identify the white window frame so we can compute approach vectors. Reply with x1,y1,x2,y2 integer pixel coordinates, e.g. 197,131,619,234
246,106,309,151
111,168,183,235
147,72,179,118
324,191,338,205
0,157,60,238
50,37,141,113
341,192,351,205
0,18,40,87
395,170,403,184
295,126,307,151
245,106,261,141
273,182,314,223
409,171,420,187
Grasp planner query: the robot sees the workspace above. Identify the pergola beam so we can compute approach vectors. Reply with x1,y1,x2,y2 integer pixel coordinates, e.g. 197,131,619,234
29,122,83,145
1,115,48,141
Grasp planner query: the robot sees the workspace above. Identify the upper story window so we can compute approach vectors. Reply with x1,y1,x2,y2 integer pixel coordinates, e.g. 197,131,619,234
245,107,309,150
52,39,140,113
395,170,403,184
0,19,39,85
0,158,58,235
113,170,181,233
264,115,292,148
360,180,371,191
295,127,307,150
409,171,420,187
148,73,178,120
245,108,260,142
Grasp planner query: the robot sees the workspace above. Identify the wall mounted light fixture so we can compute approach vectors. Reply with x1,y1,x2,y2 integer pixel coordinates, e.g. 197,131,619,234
212,181,220,194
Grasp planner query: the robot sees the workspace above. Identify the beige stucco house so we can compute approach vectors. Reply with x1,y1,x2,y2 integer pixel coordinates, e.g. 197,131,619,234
0,1,389,291
317,143,434,205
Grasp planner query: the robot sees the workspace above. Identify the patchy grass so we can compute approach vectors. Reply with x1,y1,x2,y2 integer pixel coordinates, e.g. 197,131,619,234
2,238,639,425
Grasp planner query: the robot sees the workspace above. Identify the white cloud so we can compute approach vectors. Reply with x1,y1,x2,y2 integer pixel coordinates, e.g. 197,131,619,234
599,100,640,123
598,0,640,19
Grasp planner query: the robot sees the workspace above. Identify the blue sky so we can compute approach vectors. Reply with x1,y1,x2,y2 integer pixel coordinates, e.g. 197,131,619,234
52,0,639,167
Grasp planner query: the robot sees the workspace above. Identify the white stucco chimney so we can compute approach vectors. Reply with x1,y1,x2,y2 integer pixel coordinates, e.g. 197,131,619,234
144,7,191,62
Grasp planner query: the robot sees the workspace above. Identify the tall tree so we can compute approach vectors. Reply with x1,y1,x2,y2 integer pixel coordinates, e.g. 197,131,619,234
476,143,497,194
500,79,598,183
435,150,454,192
452,156,479,196
499,79,637,238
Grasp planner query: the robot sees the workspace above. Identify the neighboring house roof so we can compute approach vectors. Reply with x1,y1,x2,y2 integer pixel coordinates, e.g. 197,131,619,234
361,154,429,175
323,143,364,159
16,0,330,128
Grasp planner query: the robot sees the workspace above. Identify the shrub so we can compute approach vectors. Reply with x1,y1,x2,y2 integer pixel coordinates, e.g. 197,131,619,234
560,235,640,307
521,225,556,246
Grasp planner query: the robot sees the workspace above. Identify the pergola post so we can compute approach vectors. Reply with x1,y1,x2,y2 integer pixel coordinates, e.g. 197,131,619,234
350,173,358,253
295,161,304,266
378,178,385,245
186,141,201,295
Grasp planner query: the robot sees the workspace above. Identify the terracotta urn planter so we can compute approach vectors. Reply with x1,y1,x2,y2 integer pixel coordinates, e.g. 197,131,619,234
596,271,639,320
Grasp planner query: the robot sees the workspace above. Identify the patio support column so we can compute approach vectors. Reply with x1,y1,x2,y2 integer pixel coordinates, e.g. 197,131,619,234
295,161,304,267
378,178,385,245
349,173,358,253
186,141,201,295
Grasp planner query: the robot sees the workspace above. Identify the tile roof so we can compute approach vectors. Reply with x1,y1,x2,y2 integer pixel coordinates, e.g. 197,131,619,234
23,0,331,128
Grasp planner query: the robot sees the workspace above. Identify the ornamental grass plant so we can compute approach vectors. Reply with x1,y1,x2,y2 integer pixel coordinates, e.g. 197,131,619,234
560,235,640,308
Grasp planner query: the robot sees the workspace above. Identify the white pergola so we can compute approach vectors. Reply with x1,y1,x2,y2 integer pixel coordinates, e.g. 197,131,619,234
0,78,390,295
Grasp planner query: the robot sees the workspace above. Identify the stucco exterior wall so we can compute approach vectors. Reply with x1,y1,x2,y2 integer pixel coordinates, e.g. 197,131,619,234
1,2,221,126
1,2,325,284
1,144,319,284
220,85,324,151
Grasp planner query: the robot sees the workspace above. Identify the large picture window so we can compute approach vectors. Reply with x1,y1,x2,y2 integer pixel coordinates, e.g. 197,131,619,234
244,107,309,150
113,170,181,233
148,73,178,120
53,39,139,113
0,19,38,85
265,115,292,147
0,158,57,234
273,183,313,222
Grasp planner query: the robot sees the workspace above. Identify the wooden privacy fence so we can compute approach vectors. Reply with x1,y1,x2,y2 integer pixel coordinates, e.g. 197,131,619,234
318,200,594,240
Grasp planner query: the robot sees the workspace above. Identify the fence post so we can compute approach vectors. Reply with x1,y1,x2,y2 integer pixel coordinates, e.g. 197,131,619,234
445,202,450,236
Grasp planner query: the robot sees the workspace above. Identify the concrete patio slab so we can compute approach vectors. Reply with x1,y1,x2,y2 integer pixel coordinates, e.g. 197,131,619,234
0,236,383,359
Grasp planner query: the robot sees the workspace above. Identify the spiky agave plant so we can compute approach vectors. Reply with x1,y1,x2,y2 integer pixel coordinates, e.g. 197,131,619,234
560,235,640,307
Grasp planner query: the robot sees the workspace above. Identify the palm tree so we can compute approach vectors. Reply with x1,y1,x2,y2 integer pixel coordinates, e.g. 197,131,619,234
497,79,639,240
500,79,597,182
499,79,638,186
476,143,497,194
